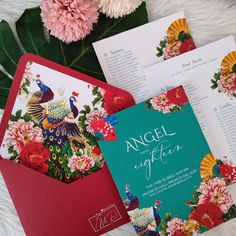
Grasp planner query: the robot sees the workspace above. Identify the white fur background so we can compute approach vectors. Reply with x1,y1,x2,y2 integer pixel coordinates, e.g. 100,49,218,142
1,0,236,235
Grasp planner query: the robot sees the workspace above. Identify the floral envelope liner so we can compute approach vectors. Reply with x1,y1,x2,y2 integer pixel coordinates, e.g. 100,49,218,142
0,61,130,183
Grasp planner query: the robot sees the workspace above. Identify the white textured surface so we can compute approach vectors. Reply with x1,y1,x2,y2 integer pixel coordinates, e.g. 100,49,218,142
1,0,236,235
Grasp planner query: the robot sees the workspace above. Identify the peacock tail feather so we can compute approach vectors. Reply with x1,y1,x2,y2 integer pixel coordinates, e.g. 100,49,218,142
27,103,45,124
47,144,76,182
44,127,68,149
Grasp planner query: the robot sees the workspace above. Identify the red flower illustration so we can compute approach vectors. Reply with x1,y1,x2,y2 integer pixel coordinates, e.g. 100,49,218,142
218,162,236,183
91,120,117,141
166,86,189,106
19,142,50,174
179,39,196,54
103,91,128,115
92,146,102,156
190,202,223,229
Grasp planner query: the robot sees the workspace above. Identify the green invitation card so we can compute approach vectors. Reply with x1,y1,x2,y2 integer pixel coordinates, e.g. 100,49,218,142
93,86,236,236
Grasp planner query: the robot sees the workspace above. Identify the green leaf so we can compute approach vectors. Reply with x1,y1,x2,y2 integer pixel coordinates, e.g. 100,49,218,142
10,115,17,121
165,213,171,221
15,110,22,120
145,100,152,110
0,71,12,109
8,146,14,153
23,112,32,122
78,116,86,122
211,84,218,89
0,3,148,109
199,225,209,233
222,204,236,221
214,72,220,81
92,96,103,106
92,86,99,95
16,8,48,56
25,79,30,86
83,105,91,113
0,21,23,76
159,39,166,48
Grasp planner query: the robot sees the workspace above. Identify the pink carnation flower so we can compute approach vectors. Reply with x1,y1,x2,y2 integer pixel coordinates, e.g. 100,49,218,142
6,119,44,153
163,42,181,60
217,74,236,97
41,0,99,43
68,155,95,173
150,93,176,113
197,177,233,213
85,109,107,133
166,217,184,236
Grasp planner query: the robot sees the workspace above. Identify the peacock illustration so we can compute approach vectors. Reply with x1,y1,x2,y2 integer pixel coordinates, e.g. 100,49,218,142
41,96,81,137
27,79,81,137
41,94,82,181
124,183,162,236
124,184,140,211
153,200,161,226
28,79,54,104
27,79,54,122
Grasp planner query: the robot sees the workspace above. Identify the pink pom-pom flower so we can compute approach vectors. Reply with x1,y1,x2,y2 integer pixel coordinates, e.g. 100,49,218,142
41,0,99,43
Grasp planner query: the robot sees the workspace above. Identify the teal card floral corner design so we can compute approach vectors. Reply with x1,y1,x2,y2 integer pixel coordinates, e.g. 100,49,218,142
98,86,236,235
211,51,236,98
1,61,130,183
156,18,196,60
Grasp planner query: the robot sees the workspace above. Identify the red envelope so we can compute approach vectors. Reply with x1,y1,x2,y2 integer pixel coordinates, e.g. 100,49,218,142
0,54,135,236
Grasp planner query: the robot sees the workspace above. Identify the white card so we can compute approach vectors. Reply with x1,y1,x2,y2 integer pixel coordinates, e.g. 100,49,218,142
93,12,196,103
143,36,236,163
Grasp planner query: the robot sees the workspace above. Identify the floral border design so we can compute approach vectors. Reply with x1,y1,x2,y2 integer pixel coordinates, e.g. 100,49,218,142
211,51,236,98
146,86,189,114
156,18,196,60
124,154,236,236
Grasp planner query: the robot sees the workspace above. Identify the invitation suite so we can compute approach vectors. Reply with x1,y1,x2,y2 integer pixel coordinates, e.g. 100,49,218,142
143,36,236,165
0,54,135,235
96,86,236,235
93,12,195,103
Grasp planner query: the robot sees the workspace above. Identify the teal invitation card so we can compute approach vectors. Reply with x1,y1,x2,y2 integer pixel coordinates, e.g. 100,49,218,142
93,86,236,236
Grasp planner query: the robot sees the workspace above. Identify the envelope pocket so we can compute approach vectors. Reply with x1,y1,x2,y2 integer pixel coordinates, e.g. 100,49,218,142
0,159,130,236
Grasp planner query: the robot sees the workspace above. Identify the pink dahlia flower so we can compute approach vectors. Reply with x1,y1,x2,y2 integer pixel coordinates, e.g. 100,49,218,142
41,0,99,43
166,217,184,236
150,93,176,113
6,119,44,153
68,155,95,173
217,74,236,97
197,177,233,213
163,42,181,60
85,109,107,133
